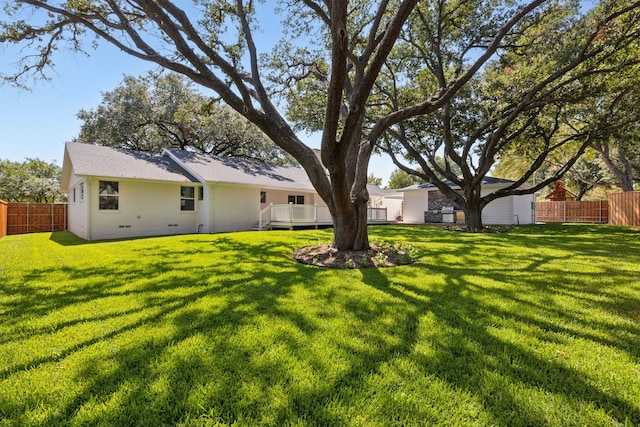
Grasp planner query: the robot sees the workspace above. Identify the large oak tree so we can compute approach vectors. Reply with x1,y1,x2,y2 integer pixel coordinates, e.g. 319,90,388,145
377,0,640,230
75,72,297,165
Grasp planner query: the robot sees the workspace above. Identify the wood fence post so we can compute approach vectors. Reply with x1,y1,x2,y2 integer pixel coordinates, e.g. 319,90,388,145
0,200,6,239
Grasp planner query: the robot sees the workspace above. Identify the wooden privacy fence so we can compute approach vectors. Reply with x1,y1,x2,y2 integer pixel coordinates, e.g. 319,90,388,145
6,203,68,235
536,200,609,224
609,191,640,227
0,200,7,239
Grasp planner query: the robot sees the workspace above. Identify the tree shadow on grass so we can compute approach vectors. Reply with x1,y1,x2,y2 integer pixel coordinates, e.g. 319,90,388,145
1,234,336,424
357,266,640,426
3,232,434,425
2,227,639,425
358,225,640,426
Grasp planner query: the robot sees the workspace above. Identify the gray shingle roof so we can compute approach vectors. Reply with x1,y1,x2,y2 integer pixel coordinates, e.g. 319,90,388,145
165,150,316,191
367,184,401,197
64,142,199,183
403,176,529,191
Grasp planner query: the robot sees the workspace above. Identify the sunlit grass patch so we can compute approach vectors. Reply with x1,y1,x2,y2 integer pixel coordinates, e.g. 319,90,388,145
0,224,639,426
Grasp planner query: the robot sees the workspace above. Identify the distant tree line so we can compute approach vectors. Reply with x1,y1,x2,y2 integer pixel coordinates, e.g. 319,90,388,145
0,158,65,203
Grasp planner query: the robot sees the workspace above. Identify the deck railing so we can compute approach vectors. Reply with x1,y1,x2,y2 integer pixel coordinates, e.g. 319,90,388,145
271,203,333,223
258,203,387,230
368,207,387,222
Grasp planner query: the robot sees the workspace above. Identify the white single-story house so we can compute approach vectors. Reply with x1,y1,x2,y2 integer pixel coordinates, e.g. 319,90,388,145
61,142,393,240
402,177,536,225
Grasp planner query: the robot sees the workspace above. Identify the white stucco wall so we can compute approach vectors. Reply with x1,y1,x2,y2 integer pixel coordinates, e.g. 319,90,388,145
67,173,89,240
481,189,535,225
403,190,428,223
513,194,535,224
371,196,404,221
211,183,261,232
88,179,198,240
482,195,513,225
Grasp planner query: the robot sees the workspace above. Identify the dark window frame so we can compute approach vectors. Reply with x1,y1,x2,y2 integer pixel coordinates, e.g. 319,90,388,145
99,181,119,210
181,186,195,211
288,195,305,204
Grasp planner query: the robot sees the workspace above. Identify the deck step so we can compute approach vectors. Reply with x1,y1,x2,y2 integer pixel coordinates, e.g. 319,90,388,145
251,221,270,231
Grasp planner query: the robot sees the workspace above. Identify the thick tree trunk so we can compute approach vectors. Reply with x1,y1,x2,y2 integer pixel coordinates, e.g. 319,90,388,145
318,171,374,250
463,190,485,232
617,170,635,192
332,202,370,251
595,143,636,192
464,204,484,232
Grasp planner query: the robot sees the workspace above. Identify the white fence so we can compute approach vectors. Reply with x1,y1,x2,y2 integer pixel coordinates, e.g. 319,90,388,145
259,204,387,230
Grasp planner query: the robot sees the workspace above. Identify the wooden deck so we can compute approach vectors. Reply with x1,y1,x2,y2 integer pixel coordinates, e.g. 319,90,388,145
268,220,334,230
257,204,388,230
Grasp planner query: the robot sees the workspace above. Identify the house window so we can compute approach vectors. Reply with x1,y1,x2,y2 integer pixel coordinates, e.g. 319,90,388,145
181,186,195,211
260,191,266,204
72,188,76,203
288,195,305,204
80,183,84,200
99,181,119,210
197,187,204,201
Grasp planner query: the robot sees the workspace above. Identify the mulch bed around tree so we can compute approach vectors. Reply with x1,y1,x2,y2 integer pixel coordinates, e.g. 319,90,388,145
293,244,416,269
444,225,511,233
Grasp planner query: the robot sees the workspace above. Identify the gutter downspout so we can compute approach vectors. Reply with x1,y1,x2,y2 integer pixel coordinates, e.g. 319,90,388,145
86,177,92,240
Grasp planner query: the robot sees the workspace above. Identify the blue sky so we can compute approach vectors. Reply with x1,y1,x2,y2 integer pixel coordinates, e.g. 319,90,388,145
1,43,152,163
0,18,397,185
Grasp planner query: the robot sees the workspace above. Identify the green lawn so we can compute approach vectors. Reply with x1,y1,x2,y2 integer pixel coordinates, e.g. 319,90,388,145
0,224,639,426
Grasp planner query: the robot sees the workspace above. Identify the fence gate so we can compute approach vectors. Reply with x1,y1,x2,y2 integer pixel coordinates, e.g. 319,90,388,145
7,203,68,235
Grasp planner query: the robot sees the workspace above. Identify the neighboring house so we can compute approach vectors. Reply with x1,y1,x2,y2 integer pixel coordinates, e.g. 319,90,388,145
61,142,389,240
402,177,536,225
